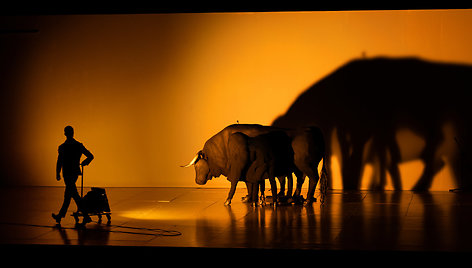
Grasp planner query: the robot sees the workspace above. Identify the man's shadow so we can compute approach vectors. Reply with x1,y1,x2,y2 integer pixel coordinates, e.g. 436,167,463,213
54,223,110,245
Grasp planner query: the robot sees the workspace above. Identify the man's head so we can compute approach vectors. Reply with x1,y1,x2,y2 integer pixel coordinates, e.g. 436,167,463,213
64,126,74,138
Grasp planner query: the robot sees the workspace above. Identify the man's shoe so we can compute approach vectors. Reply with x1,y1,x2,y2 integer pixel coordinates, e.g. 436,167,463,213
51,213,62,224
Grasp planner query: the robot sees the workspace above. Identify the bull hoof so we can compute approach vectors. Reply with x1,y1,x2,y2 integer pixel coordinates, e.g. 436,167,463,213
278,195,292,204
292,195,306,205
241,195,250,203
259,195,266,206
304,197,317,207
224,199,232,206
286,197,294,204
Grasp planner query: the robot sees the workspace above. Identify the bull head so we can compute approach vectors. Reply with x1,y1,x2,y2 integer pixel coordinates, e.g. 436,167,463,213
181,150,210,185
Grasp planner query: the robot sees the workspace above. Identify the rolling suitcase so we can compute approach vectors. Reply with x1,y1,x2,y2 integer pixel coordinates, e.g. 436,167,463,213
72,166,111,225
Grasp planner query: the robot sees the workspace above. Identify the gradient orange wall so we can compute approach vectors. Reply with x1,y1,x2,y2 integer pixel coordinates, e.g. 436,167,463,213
2,10,472,188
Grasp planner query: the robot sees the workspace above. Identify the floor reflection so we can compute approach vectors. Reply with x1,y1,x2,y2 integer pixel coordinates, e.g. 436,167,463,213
1,187,472,252
54,224,111,245
195,190,472,251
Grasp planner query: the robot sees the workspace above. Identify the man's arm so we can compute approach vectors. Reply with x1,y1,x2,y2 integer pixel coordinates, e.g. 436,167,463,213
81,145,94,166
56,148,63,181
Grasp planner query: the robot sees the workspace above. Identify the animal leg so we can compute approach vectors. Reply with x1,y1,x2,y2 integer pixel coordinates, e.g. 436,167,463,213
259,180,266,205
413,133,444,191
388,140,402,190
227,132,249,203
242,181,252,203
305,168,320,206
293,170,305,197
278,176,286,197
269,177,278,206
378,148,387,190
251,182,259,206
225,180,238,206
286,173,293,197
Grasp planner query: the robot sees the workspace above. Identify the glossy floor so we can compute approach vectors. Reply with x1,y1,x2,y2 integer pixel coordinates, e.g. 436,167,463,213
1,187,472,253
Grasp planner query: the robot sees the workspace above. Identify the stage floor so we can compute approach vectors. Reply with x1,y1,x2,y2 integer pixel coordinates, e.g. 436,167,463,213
1,187,472,258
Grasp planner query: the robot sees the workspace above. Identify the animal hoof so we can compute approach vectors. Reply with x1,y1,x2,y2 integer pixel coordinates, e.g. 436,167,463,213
304,197,317,206
291,195,306,205
241,195,250,203
259,196,266,206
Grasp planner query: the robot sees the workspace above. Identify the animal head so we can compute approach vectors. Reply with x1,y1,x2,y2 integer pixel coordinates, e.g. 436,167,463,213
181,150,211,185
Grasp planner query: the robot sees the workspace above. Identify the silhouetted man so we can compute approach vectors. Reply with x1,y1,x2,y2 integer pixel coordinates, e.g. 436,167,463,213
52,126,94,225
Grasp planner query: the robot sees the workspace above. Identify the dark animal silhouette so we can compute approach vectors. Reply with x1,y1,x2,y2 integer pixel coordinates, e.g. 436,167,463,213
227,131,294,205
273,57,472,191
181,124,328,205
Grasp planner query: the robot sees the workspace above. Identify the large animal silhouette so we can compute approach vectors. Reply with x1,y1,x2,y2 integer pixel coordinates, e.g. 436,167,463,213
182,124,327,205
273,57,472,191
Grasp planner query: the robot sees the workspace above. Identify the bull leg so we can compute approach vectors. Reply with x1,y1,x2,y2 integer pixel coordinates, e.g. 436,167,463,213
244,182,259,206
378,148,387,190
338,130,353,189
305,168,320,206
225,180,238,206
345,141,366,190
388,139,402,191
293,170,305,197
287,173,293,197
252,182,260,206
242,181,252,203
269,177,278,206
413,132,444,191
259,180,266,205
278,176,286,197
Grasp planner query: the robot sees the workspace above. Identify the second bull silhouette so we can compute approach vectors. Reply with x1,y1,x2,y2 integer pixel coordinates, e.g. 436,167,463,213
274,57,472,191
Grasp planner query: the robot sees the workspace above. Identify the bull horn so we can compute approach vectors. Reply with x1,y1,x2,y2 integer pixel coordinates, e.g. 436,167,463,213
180,153,199,168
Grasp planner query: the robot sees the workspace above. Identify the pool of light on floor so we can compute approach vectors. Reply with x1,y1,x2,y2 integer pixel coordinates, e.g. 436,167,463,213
119,200,225,221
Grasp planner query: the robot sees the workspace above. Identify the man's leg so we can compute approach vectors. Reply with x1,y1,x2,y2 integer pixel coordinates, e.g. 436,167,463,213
53,177,91,224
52,183,74,224
66,180,92,223
58,185,74,217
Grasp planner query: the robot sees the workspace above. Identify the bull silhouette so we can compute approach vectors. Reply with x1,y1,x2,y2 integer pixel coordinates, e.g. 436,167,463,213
273,57,472,191
181,124,327,205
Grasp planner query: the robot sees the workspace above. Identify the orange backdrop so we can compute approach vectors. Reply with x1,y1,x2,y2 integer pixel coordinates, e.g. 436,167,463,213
2,10,472,189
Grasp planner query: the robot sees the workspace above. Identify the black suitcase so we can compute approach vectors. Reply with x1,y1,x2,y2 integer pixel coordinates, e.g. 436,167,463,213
83,187,111,214
72,166,111,225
